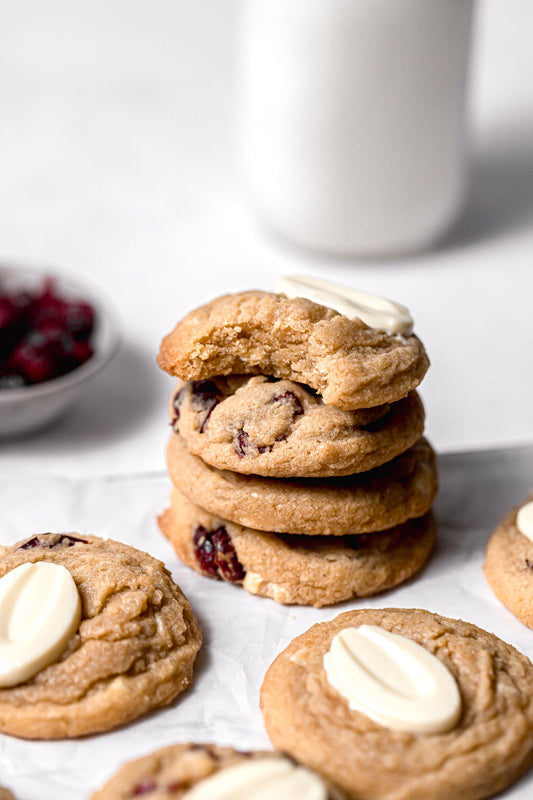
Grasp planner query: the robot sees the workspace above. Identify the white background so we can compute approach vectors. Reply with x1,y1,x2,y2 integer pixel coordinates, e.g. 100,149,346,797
0,0,532,476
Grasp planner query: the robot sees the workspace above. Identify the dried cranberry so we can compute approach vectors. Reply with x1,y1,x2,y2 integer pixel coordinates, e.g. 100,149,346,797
57,336,93,373
64,301,94,339
191,379,222,432
272,390,304,417
193,525,218,577
31,280,66,327
0,277,96,388
8,341,56,383
193,525,244,583
234,429,271,457
18,534,88,550
0,296,17,331
212,527,245,582
235,429,251,458
171,387,185,425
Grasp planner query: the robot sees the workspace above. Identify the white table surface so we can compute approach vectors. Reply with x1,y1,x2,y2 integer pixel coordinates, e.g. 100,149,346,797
1,446,533,800
0,0,532,479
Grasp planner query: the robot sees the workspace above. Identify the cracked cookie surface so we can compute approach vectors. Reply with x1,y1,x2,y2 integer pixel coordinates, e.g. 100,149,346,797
91,742,346,799
260,608,533,800
0,533,201,739
484,498,533,628
166,434,437,536
171,376,425,478
157,291,429,410
159,489,435,607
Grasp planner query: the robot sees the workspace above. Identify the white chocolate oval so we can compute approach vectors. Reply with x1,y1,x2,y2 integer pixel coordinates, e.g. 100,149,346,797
0,562,82,687
275,275,414,335
516,501,533,543
323,625,461,735
183,756,328,800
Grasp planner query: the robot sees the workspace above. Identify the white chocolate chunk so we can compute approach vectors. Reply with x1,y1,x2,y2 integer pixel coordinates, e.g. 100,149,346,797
323,625,461,735
0,562,82,687
275,275,414,335
183,756,328,800
516,501,533,543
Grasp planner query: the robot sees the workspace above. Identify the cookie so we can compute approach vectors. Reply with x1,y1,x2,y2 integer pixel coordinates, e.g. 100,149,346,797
166,434,438,536
260,608,533,800
171,376,425,478
157,291,429,410
91,742,346,799
484,496,533,628
159,489,435,607
0,533,201,739
0,789,14,800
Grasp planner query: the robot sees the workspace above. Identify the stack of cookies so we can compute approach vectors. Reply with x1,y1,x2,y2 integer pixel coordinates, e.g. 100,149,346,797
157,284,438,606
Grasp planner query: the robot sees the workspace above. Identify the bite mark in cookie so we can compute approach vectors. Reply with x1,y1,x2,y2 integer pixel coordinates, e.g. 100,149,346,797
157,291,429,410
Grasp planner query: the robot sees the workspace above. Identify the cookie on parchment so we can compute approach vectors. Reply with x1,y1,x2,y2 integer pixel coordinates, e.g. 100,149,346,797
0,533,201,739
157,291,429,410
484,495,533,628
171,376,425,478
91,742,347,799
159,489,435,607
166,434,438,536
260,608,533,800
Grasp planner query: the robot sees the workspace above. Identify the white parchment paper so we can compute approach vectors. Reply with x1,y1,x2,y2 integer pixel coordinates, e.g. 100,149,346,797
1,446,533,799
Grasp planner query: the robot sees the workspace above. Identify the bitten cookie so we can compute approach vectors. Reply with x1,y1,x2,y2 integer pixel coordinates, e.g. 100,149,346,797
0,533,201,739
260,608,533,800
157,291,429,410
166,434,438,536
159,489,435,607
484,495,533,628
171,376,425,478
91,742,347,799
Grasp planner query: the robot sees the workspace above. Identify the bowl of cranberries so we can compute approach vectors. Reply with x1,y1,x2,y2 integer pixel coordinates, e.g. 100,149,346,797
0,266,119,436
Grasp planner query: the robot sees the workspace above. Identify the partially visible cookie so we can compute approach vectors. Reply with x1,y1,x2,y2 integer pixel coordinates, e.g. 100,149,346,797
0,788,14,800
91,742,347,799
0,533,201,739
171,376,425,478
484,496,533,628
260,608,533,800
159,489,435,607
166,434,438,536
157,291,429,410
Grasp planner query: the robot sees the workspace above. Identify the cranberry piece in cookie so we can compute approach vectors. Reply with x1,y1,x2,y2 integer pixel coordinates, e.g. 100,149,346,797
193,524,244,583
17,533,89,550
171,376,425,479
191,379,222,433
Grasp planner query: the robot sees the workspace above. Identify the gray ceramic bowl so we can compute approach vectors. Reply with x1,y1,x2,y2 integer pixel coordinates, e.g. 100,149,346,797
0,265,119,437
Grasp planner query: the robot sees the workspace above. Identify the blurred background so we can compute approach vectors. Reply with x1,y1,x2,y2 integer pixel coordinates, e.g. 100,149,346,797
0,0,532,477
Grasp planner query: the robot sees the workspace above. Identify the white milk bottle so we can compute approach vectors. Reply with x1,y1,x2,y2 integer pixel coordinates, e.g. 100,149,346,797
241,0,475,257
